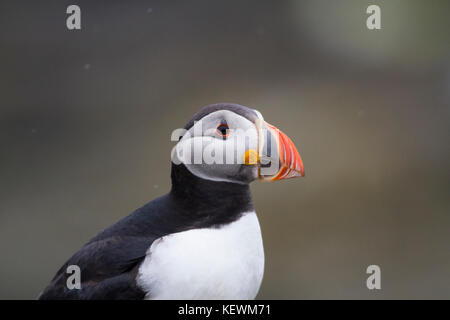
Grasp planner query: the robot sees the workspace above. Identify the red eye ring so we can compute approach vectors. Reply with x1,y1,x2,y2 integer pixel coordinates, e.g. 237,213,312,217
216,120,229,138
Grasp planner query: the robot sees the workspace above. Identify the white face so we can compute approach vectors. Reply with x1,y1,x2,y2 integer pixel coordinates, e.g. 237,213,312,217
174,110,260,184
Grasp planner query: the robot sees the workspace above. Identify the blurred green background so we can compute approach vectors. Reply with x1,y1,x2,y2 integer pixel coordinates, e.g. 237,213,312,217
0,0,449,299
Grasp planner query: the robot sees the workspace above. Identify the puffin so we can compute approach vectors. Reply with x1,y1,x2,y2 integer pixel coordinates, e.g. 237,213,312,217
39,103,304,300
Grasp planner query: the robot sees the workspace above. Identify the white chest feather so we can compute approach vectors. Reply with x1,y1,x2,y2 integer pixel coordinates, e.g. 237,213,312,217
137,212,265,300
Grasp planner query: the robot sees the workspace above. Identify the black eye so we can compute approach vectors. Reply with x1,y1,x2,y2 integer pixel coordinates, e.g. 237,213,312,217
216,120,229,139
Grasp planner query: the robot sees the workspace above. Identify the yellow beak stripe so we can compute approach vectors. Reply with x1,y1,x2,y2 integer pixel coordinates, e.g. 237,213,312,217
243,149,259,165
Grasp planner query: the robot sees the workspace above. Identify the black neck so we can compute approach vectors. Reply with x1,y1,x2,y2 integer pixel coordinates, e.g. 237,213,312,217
169,163,254,227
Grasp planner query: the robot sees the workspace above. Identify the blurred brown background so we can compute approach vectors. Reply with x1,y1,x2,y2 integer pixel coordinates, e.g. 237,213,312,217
0,0,449,299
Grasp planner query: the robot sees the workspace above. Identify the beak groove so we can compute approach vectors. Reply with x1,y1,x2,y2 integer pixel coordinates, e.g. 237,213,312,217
258,121,305,181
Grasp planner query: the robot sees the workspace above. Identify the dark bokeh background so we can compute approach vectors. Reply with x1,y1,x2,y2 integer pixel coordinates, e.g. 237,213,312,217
1,0,449,299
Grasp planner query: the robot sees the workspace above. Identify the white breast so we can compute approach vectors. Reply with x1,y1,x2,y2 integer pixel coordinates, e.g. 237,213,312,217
137,211,265,300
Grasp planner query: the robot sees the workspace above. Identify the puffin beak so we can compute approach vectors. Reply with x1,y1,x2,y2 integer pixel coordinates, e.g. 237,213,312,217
255,120,305,181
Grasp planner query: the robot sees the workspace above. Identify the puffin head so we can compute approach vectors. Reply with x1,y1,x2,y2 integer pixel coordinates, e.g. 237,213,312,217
172,103,304,185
